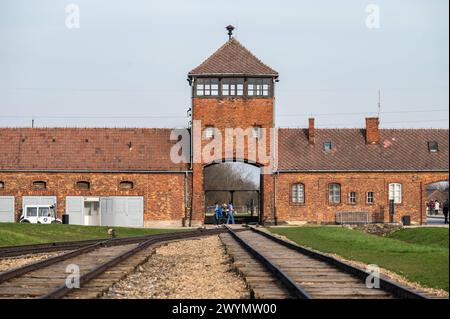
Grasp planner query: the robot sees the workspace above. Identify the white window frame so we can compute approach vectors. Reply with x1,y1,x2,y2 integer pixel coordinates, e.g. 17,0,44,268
328,183,341,204
389,183,402,204
204,126,214,139
366,192,374,204
292,183,305,204
348,192,357,204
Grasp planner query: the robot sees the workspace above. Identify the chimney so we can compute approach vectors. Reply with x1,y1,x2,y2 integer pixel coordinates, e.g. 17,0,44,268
308,118,315,144
365,117,380,144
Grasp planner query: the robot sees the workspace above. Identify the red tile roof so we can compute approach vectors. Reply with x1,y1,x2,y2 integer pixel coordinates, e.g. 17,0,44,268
188,38,278,77
278,128,449,171
0,128,188,171
0,128,447,172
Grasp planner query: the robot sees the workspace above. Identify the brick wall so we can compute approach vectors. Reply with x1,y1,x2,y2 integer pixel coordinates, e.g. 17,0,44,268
275,171,448,225
1,170,447,226
0,172,188,226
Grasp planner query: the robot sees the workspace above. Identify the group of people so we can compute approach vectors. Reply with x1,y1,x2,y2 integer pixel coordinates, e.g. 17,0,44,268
427,199,449,224
214,202,235,226
427,199,442,215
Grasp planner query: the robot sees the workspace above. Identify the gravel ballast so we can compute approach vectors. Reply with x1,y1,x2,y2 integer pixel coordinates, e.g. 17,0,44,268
0,252,65,272
103,235,249,299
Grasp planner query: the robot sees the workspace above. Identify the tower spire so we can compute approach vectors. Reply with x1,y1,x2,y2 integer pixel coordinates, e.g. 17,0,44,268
226,25,235,39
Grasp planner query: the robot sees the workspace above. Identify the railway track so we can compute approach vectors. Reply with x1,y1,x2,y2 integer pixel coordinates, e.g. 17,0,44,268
0,228,225,299
222,226,429,299
0,232,198,258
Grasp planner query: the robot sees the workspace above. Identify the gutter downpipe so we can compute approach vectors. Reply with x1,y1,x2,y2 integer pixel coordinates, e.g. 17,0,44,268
274,171,279,226
188,83,194,227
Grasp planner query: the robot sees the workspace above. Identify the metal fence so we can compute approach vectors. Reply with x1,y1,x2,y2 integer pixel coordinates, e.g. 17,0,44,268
336,211,371,225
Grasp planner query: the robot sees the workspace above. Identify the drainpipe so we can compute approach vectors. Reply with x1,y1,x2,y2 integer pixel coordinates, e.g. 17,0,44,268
184,172,188,227
419,182,423,226
273,171,279,226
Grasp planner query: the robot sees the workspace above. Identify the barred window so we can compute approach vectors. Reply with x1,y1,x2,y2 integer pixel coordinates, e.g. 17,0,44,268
76,181,90,190
348,192,357,204
32,181,47,190
389,183,402,204
247,78,271,97
119,181,134,190
222,78,244,96
367,192,374,204
292,183,305,204
195,78,219,96
328,183,341,204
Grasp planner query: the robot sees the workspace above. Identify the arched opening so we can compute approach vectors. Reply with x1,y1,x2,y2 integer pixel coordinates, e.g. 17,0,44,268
203,161,261,224
426,181,449,225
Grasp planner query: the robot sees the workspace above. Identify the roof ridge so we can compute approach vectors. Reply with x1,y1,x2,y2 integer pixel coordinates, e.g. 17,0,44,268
188,37,278,76
228,38,278,75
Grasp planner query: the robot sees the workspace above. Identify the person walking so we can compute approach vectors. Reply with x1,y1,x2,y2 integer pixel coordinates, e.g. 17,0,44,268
226,201,235,225
435,200,440,215
443,200,449,224
214,203,222,227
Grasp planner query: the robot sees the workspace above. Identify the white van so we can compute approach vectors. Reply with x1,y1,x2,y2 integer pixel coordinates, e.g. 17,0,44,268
20,205,61,224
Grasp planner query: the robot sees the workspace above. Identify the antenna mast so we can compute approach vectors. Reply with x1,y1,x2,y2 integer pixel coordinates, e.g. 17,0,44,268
377,89,381,118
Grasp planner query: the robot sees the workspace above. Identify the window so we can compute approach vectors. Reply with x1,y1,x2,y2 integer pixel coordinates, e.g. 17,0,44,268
119,181,134,190
222,78,244,96
251,126,262,139
348,192,357,204
324,141,332,152
328,183,341,204
367,192,374,204
76,181,90,190
195,78,219,96
292,183,305,204
428,141,439,153
26,207,37,217
38,207,50,217
389,183,402,204
0,181,4,190
32,181,46,190
247,78,271,97
204,126,214,139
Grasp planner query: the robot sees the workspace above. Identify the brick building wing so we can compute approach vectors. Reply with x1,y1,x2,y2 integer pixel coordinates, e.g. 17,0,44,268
278,128,449,171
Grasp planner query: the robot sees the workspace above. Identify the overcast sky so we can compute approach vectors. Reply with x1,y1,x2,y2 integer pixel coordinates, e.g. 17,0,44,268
0,0,448,128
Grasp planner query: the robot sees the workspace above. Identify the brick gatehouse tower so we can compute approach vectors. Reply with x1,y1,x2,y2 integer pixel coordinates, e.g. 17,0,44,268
188,26,279,225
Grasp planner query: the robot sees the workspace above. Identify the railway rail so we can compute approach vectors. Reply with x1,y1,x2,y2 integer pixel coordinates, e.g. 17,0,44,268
222,226,430,299
0,228,225,299
0,231,198,258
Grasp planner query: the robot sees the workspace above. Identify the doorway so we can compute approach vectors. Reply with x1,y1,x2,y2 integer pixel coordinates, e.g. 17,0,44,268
83,199,100,226
203,161,261,224
426,181,449,225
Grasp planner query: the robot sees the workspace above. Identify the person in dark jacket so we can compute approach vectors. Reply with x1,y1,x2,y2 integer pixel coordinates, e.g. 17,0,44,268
443,200,449,224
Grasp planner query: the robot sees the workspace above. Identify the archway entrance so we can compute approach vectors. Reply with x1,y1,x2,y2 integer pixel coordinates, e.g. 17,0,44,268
426,181,449,225
203,162,260,224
